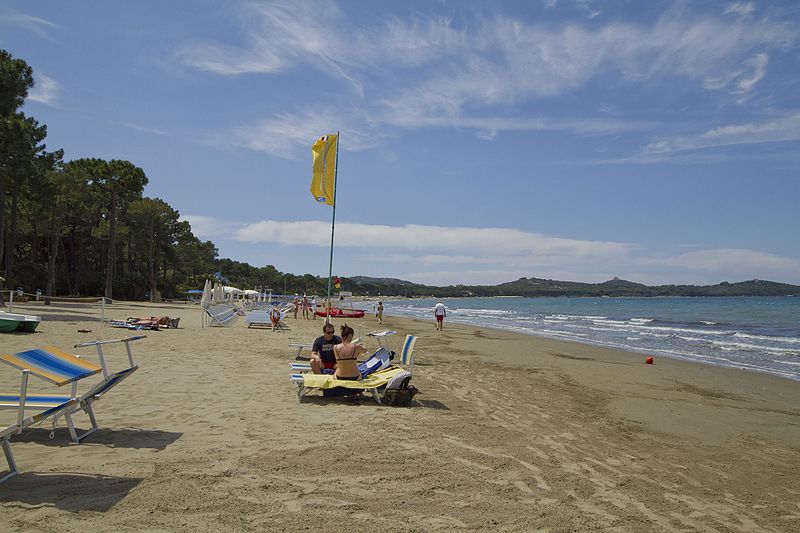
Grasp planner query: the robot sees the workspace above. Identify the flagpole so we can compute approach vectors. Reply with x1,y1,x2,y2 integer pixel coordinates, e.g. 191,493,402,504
325,131,340,323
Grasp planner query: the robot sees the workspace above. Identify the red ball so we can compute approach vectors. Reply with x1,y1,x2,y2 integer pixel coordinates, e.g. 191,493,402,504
645,356,654,364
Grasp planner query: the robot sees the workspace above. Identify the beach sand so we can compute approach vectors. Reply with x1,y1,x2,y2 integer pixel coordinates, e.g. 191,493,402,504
1,300,798,531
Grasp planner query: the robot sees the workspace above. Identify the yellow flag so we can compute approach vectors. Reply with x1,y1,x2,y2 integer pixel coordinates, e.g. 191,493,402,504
310,134,338,206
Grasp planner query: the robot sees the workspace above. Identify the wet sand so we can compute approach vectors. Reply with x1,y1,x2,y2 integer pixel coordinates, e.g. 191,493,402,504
1,300,798,531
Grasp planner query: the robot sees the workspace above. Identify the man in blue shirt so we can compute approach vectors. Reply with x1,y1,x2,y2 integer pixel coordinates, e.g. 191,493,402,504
310,323,342,374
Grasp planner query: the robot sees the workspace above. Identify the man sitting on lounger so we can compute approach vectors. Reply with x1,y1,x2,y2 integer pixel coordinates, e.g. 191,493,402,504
310,323,341,374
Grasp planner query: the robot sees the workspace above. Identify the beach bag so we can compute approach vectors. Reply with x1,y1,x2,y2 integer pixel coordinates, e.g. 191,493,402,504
382,370,418,406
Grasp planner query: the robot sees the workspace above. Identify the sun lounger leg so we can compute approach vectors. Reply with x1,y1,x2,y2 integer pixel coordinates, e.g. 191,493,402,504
370,388,381,404
65,403,100,443
296,384,309,402
1,438,18,484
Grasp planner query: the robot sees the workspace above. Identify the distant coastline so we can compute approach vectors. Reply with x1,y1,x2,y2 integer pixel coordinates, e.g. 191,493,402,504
349,276,800,299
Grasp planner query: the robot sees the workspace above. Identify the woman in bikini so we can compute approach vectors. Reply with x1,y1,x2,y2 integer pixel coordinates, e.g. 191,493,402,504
333,324,367,380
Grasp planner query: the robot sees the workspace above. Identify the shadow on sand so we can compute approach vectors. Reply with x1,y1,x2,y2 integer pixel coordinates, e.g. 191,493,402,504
0,472,142,512
299,396,449,410
13,428,183,451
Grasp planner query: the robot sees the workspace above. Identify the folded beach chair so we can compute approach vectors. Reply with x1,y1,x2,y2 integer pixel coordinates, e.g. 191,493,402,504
0,336,143,445
206,303,240,327
1,397,78,483
291,366,408,404
0,345,103,483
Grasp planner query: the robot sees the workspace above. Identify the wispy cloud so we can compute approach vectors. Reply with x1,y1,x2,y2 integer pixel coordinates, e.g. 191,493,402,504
658,248,800,275
182,215,243,239
724,2,755,17
0,6,59,37
119,122,167,136
641,110,800,155
27,72,61,106
229,108,381,158
180,2,795,157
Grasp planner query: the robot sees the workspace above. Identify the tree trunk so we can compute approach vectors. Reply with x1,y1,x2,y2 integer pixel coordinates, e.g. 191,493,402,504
0,187,5,307
148,223,156,303
0,187,5,273
31,218,40,264
46,213,59,305
4,172,21,287
105,192,116,300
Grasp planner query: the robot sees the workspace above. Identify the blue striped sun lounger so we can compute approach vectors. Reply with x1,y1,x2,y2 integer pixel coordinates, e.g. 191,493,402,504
0,336,144,482
1,397,78,484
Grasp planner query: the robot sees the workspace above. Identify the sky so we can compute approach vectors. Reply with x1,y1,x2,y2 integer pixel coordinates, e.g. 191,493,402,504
2,0,800,287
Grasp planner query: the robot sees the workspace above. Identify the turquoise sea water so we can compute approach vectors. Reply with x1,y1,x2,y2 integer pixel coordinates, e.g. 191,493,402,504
381,297,800,381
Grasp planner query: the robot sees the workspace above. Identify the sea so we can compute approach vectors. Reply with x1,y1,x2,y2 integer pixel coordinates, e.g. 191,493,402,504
377,296,800,382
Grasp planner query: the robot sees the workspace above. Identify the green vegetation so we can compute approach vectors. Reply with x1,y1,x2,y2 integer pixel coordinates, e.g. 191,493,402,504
0,50,331,301
2,50,797,301
347,276,800,298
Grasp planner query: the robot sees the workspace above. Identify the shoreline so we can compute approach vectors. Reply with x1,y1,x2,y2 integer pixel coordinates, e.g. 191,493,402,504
406,312,800,384
1,301,798,530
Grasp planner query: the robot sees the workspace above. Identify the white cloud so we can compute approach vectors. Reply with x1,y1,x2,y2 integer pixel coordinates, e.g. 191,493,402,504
120,122,166,136
659,248,800,274
196,215,800,284
27,73,61,106
234,220,633,259
230,108,381,158
0,6,59,37
724,2,755,16
182,214,242,239
642,110,800,155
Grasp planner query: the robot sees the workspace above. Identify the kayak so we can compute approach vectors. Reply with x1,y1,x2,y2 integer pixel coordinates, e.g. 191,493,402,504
315,308,366,318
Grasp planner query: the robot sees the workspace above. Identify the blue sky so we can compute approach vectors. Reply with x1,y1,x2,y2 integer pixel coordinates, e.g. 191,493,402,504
3,0,800,286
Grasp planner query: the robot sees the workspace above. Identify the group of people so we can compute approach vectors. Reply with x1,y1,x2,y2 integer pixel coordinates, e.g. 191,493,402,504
310,323,366,380
291,295,316,320
307,300,447,380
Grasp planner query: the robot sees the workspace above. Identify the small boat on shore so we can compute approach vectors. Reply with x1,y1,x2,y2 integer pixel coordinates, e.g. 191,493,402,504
0,311,41,333
315,308,366,319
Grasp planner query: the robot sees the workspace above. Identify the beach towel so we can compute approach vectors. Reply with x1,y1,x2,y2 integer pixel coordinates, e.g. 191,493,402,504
358,347,394,378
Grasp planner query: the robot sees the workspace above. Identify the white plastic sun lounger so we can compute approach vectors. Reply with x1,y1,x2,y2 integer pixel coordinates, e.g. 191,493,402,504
206,303,239,327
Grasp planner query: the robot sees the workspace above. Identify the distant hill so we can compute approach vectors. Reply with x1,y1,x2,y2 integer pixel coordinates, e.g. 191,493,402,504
345,276,800,298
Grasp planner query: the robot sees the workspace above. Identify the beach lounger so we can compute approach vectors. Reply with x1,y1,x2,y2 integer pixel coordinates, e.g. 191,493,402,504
398,335,418,369
206,303,240,327
0,336,143,444
289,343,313,359
64,336,143,442
1,397,78,483
291,366,408,404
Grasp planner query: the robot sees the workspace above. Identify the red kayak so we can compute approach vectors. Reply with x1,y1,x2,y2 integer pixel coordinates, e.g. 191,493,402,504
315,307,366,318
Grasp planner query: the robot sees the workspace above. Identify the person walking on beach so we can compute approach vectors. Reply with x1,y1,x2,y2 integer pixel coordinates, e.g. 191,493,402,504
434,301,446,331
376,301,384,325
293,295,300,319
302,295,310,319
311,296,317,319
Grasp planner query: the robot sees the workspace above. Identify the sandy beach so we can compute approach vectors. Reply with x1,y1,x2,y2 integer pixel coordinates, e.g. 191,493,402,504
1,300,798,531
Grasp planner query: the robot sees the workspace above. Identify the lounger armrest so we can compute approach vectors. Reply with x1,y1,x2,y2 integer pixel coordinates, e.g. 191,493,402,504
73,335,146,348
